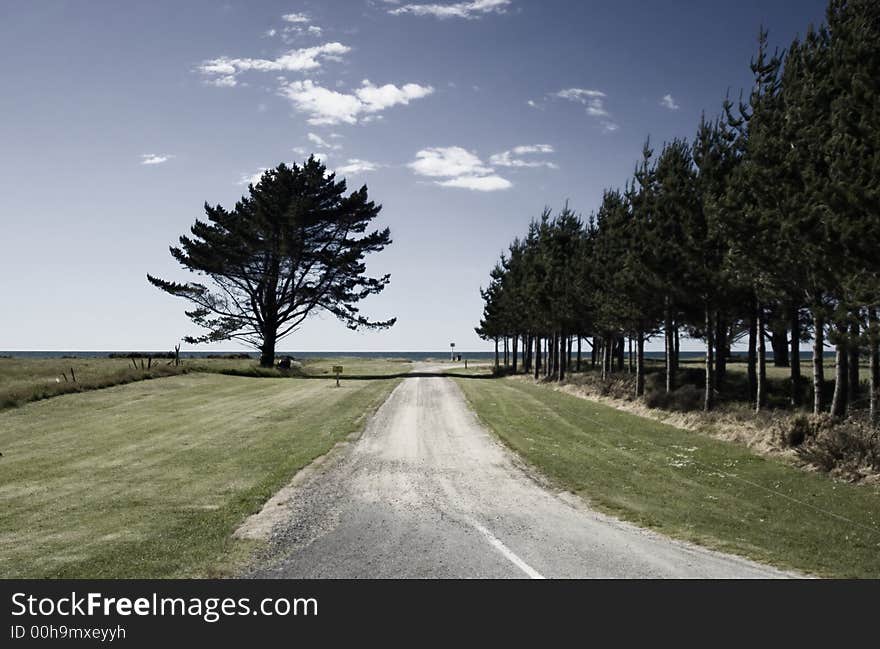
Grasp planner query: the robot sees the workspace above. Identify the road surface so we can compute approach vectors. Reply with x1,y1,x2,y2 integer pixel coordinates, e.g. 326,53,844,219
248,373,793,578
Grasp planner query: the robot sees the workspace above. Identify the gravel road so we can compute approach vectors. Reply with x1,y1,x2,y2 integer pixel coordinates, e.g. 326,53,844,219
249,373,793,578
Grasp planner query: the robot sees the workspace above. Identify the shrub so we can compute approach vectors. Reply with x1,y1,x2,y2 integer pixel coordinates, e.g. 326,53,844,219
796,423,880,478
645,383,703,412
783,415,812,447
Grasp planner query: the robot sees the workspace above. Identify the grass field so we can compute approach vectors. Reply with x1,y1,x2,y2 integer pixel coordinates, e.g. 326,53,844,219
0,356,415,410
0,370,400,578
455,376,880,577
0,357,256,410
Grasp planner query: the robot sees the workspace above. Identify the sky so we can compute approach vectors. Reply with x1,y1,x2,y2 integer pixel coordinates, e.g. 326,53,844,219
0,0,829,352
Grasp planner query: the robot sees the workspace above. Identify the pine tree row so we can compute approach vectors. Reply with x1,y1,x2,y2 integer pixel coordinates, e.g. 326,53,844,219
476,0,879,423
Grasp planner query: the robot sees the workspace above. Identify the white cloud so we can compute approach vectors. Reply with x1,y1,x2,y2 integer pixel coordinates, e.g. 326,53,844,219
408,146,511,191
556,88,608,116
660,94,680,110
389,0,511,19
490,144,558,168
408,146,492,177
282,13,310,23
554,87,619,132
307,25,323,36
307,132,342,150
555,88,605,102
239,168,269,185
335,159,381,175
265,28,277,37
512,144,553,155
198,42,350,85
437,175,512,191
141,154,172,165
206,75,237,87
282,79,434,125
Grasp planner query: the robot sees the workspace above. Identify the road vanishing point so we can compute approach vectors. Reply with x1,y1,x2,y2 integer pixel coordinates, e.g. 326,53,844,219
248,366,793,579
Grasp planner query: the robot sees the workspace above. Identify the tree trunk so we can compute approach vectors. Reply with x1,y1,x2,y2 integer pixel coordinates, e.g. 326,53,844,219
546,335,551,377
525,334,532,373
636,330,645,397
756,305,767,413
628,337,633,374
665,299,674,394
553,332,560,381
602,335,614,379
259,330,277,368
512,335,518,374
869,307,878,426
616,336,625,372
504,337,509,368
494,338,499,370
748,301,758,405
848,320,860,405
591,337,598,368
790,304,802,407
705,303,714,412
770,319,789,367
673,322,680,375
534,336,541,380
577,337,582,372
715,315,727,386
830,328,849,418
812,306,825,415
567,336,573,371
559,333,566,382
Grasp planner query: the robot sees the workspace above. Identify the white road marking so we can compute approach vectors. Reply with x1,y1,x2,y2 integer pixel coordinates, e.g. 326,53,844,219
471,521,545,579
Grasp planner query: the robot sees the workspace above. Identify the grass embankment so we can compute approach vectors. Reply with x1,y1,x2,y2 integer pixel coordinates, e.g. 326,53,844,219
455,377,880,578
0,371,400,578
0,357,254,410
0,356,416,410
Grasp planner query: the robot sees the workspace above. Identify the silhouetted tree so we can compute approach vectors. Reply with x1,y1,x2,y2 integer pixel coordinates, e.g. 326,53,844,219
148,158,395,367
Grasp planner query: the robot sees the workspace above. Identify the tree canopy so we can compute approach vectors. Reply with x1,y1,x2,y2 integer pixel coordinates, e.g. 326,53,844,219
148,157,395,366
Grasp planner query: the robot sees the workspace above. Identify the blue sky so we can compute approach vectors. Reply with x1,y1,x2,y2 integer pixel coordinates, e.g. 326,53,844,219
0,0,828,352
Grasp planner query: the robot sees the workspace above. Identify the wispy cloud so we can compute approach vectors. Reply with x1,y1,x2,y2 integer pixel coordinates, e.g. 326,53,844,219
554,88,619,133
282,79,434,125
141,154,172,165
335,159,381,175
408,146,511,191
239,168,269,186
489,144,558,169
198,42,350,86
660,93,680,110
307,133,342,150
388,0,511,19
556,88,608,116
282,13,310,23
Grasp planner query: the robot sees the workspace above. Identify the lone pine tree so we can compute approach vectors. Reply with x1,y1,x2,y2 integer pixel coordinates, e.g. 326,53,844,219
148,158,395,367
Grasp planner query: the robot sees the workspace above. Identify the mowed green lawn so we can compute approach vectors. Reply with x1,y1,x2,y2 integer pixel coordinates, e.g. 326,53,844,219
455,377,880,578
0,372,399,578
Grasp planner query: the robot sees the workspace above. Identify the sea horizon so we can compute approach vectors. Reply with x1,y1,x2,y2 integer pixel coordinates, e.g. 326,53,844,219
0,350,835,360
